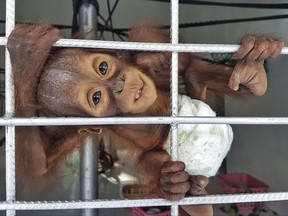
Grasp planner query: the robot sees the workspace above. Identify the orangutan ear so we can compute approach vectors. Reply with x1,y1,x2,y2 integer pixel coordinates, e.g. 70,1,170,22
78,127,103,135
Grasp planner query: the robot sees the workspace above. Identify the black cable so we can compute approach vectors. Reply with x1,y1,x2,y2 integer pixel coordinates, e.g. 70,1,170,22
0,19,128,38
107,13,288,33
0,137,5,147
174,14,288,28
146,0,288,9
0,20,72,29
2,2,288,38
181,0,288,9
1,13,288,37
99,0,119,39
107,0,116,40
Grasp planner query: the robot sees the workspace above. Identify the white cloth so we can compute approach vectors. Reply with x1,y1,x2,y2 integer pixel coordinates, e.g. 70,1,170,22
165,95,233,177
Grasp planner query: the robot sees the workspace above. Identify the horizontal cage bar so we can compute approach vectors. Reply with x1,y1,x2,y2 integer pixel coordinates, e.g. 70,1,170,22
0,192,287,210
1,37,288,54
0,116,288,126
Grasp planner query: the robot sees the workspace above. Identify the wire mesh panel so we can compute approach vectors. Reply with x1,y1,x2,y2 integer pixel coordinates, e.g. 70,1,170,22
1,0,288,216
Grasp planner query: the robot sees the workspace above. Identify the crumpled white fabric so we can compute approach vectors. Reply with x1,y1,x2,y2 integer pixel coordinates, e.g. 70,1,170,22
165,95,233,177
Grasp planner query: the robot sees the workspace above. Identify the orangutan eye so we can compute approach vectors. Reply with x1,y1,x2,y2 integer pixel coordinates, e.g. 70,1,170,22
99,61,108,75
92,91,101,105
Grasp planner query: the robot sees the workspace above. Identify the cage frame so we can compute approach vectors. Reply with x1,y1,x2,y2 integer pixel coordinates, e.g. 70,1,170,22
1,0,288,216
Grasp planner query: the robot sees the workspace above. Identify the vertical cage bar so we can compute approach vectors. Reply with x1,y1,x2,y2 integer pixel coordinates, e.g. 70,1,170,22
170,0,179,216
170,0,179,118
5,0,16,216
170,0,179,160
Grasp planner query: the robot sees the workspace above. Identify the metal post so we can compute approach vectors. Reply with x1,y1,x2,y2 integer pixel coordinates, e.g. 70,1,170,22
80,136,99,216
78,0,98,40
77,1,99,216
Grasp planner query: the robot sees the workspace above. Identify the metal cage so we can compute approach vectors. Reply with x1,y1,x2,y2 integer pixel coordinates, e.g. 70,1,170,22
1,0,288,216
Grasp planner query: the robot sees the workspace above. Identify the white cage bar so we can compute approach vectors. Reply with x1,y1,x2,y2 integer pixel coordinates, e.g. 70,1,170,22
0,192,288,210
1,37,288,54
5,0,16,216
2,0,288,215
0,116,288,126
170,0,179,215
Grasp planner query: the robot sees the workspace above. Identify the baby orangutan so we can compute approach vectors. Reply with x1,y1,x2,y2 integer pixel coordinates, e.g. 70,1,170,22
8,23,283,215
